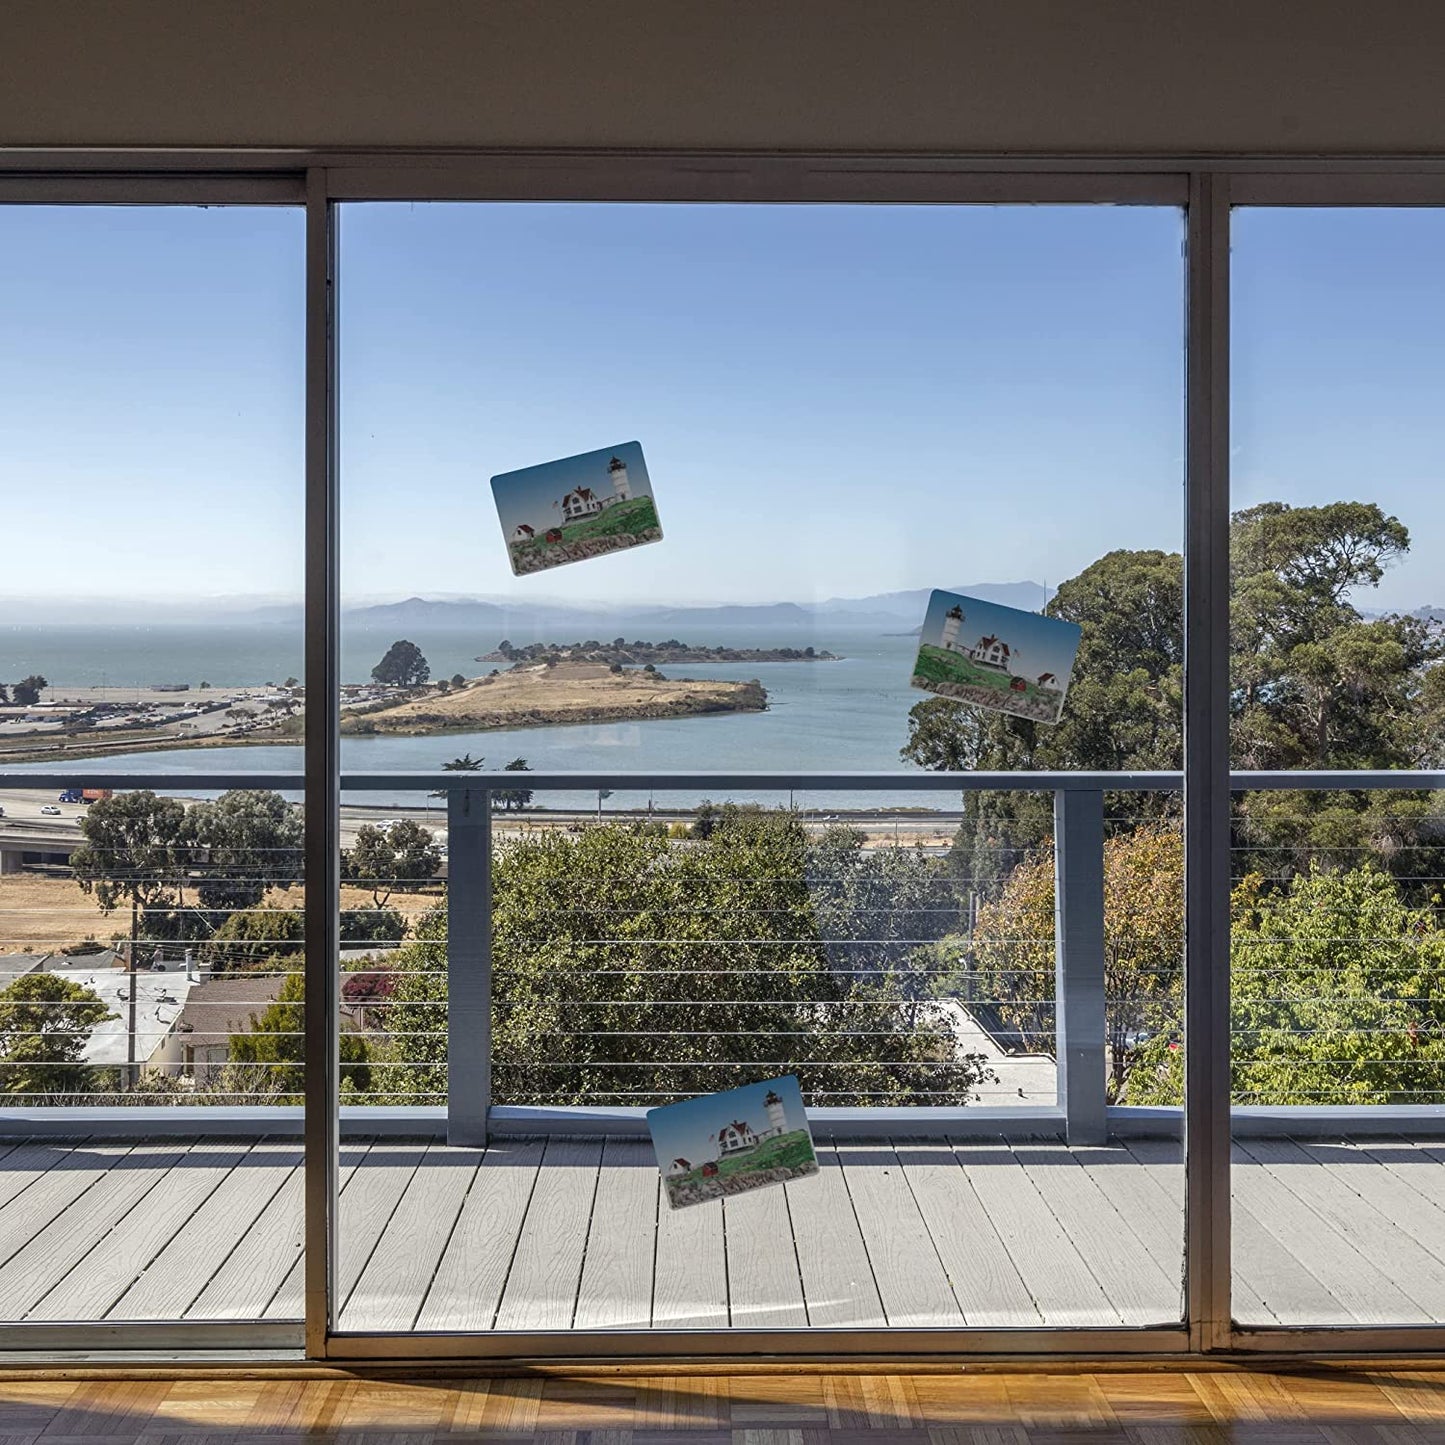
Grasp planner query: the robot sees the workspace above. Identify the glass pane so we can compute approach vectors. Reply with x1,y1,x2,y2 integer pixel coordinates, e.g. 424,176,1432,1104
336,202,1186,1334
0,205,305,1323
1231,207,1445,1326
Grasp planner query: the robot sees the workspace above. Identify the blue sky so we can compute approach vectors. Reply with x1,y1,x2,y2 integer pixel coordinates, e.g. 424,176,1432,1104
2,203,1443,611
491,440,652,538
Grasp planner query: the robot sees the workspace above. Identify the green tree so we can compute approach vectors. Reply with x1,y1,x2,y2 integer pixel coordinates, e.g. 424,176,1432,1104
12,674,48,706
371,639,430,687
1130,864,1445,1106
184,789,304,917
375,817,990,1108
207,906,305,971
431,750,484,798
967,823,1185,1101
71,790,187,955
0,973,112,1097
343,820,441,908
805,824,961,996
904,507,1445,896
494,758,533,812
450,673,466,688
226,972,370,1099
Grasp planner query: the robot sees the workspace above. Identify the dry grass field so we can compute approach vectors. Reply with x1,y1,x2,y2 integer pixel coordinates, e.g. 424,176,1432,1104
343,661,765,734
0,874,438,955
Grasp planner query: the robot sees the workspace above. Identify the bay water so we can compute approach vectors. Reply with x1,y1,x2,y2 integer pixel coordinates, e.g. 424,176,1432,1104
0,622,959,812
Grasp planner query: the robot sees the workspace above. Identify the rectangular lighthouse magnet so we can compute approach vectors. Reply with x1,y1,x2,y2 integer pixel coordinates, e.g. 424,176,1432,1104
491,441,663,576
647,1076,818,1209
910,588,1081,725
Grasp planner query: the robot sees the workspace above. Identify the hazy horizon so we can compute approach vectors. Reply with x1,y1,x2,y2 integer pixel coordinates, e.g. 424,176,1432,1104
4,204,1443,614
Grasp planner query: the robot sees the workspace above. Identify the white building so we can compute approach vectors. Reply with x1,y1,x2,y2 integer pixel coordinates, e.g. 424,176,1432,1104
968,634,1012,670
941,604,964,652
559,455,633,521
45,952,197,1072
715,1092,789,1156
717,1119,757,1154
607,454,631,501
560,485,603,521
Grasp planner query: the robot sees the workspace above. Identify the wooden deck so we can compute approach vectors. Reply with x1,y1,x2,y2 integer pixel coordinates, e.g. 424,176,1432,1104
1,1133,1444,1329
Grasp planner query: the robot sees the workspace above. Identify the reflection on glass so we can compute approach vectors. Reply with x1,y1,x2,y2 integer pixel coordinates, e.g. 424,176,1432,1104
1231,208,1445,1326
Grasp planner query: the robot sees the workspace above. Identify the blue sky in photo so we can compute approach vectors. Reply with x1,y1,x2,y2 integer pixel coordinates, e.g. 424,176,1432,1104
491,440,652,538
2,203,1444,609
918,589,1082,682
647,1075,809,1170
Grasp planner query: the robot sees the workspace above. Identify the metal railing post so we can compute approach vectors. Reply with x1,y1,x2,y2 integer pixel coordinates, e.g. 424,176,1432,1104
1054,788,1107,1146
446,786,492,1146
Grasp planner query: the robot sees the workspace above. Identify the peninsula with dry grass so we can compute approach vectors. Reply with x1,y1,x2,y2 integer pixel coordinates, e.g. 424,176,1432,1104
341,660,767,736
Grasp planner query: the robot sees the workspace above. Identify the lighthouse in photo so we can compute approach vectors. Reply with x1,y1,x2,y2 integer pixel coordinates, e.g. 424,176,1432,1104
764,1088,786,1136
608,454,631,502
941,603,964,653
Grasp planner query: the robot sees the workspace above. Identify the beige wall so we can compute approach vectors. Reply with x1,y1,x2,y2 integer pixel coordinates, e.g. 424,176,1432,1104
2,0,1444,156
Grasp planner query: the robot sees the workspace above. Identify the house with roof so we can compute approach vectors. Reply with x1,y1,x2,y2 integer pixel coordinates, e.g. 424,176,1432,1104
715,1090,789,1156
148,971,288,1085
968,634,1012,670
512,522,535,542
560,485,602,521
558,455,633,522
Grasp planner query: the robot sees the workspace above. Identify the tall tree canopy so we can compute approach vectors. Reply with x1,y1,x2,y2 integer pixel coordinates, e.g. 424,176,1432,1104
0,974,112,1099
371,816,989,1109
185,789,304,916
902,502,1445,895
71,790,187,949
371,639,430,687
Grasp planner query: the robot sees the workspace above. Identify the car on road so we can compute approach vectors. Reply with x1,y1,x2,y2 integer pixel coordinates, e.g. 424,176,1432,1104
40,805,61,816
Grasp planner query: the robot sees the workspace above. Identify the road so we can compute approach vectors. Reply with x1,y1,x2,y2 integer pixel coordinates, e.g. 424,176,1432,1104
0,787,962,852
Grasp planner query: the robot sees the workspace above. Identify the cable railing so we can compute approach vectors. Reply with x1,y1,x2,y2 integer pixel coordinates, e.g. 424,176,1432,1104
2,768,1444,1140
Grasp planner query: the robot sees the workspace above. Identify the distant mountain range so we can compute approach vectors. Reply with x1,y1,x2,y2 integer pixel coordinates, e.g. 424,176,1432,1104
341,581,1053,634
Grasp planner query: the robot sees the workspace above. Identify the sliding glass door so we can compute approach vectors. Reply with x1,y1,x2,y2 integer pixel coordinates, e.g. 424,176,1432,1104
329,198,1188,1343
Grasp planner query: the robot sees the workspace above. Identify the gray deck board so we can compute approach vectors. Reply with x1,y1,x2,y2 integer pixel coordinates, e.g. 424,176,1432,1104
573,1139,657,1331
1122,1135,1346,1327
28,1138,252,1321
722,1176,807,1328
959,1137,1119,1327
4,1129,1445,1331
0,1141,184,1320
342,1139,484,1332
493,1137,602,1332
1230,1139,1430,1324
1009,1139,1179,1326
895,1140,1038,1328
416,1137,545,1332
833,1140,961,1327
653,1166,729,1329
784,1141,886,1328
1242,1135,1445,1322
119,1138,301,1321
264,1140,372,1320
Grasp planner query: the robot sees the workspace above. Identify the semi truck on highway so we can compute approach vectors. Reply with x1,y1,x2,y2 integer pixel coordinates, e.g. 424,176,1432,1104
58,788,113,804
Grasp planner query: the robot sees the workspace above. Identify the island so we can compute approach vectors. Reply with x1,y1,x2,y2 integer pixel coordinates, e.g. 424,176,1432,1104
341,660,768,735
477,639,839,665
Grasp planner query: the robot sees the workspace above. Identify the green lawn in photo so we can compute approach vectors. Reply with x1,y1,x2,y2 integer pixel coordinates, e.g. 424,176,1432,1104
669,1129,817,1193
912,643,1050,700
511,495,661,563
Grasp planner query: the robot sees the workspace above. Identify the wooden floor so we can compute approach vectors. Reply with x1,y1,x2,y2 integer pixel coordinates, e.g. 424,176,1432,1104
2,1133,1445,1330
3,1368,1445,1441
